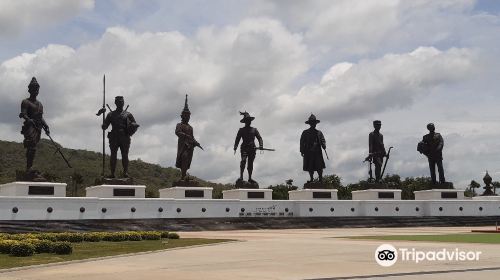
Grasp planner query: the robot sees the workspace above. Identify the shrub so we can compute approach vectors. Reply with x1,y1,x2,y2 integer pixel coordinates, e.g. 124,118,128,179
102,232,128,242
140,231,161,240
125,232,142,241
8,233,38,241
83,232,103,242
6,234,23,241
0,233,11,240
55,233,84,243
37,233,58,242
30,239,54,253
160,231,169,239
167,232,180,239
0,240,20,254
52,242,73,255
10,242,35,257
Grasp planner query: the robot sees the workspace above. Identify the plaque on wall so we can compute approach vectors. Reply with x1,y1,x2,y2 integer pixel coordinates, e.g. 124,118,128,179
28,186,55,195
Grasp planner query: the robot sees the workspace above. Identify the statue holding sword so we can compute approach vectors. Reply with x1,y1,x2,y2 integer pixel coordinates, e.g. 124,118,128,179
19,77,71,181
234,111,273,188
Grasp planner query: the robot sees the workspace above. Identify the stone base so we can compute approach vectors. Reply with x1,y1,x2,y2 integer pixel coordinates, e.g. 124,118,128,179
15,170,47,182
352,189,402,200
414,189,465,200
364,182,387,188
235,179,259,189
95,177,135,185
223,189,272,200
430,182,454,189
85,184,146,198
171,179,201,187
303,182,333,189
289,189,338,200
0,181,67,197
159,186,212,199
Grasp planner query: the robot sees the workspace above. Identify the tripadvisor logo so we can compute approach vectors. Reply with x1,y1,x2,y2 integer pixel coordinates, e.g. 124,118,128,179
375,244,482,267
375,244,398,267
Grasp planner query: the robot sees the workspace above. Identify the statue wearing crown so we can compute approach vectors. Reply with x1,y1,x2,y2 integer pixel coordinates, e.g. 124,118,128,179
174,95,203,185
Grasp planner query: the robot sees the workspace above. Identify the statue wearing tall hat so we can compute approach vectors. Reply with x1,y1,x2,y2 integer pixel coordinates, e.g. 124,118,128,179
19,77,49,179
102,96,139,178
175,95,203,184
234,111,263,187
300,114,327,185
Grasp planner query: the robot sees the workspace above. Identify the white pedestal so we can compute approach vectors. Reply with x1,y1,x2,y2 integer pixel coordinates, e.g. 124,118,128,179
352,189,402,200
414,189,465,200
159,186,213,199
289,189,338,200
0,182,67,197
222,189,273,200
85,185,146,198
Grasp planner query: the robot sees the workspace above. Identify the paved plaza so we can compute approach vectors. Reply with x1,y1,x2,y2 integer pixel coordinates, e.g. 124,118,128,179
1,227,500,280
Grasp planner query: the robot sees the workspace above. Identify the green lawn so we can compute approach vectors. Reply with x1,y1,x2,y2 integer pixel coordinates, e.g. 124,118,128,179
346,233,500,244
0,238,231,269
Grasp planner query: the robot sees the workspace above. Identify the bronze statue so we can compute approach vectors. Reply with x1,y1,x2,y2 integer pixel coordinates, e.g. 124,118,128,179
102,96,139,178
234,111,263,186
367,120,386,182
19,77,49,174
175,95,203,182
418,123,445,185
300,114,327,183
482,171,496,196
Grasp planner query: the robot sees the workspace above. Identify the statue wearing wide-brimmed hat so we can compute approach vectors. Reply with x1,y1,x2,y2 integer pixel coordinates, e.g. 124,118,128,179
234,111,263,188
300,114,327,184
175,95,203,184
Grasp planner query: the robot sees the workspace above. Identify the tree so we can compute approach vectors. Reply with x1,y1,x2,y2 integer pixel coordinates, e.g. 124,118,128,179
469,180,480,197
268,180,298,200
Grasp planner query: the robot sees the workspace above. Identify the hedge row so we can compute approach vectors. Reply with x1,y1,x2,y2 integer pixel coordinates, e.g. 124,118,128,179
0,239,72,257
0,231,178,243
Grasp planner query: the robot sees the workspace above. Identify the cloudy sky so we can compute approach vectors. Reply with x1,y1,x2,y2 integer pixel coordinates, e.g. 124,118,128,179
1,0,500,188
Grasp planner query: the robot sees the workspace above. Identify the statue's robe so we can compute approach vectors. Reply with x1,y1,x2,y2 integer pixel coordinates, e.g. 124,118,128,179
300,128,326,172
175,122,195,171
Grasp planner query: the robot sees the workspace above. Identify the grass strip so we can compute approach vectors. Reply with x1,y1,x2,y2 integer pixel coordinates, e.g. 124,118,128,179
0,238,231,269
345,233,500,244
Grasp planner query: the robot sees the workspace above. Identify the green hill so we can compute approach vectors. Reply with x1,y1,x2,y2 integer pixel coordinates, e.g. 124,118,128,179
0,139,233,198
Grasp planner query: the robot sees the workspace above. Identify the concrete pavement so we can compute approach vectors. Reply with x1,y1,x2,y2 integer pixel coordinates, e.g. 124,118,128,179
1,227,499,280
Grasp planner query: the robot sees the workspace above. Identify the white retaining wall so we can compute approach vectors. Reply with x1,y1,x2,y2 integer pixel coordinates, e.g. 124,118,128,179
1,196,499,220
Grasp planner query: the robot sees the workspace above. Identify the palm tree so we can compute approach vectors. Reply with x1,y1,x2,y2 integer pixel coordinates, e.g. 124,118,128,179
492,181,500,195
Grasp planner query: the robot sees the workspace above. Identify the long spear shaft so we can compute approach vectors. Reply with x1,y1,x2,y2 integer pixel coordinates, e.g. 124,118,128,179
102,75,105,176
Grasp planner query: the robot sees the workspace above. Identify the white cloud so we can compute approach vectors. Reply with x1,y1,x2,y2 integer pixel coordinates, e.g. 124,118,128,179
252,0,477,57
273,47,477,125
0,0,94,37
